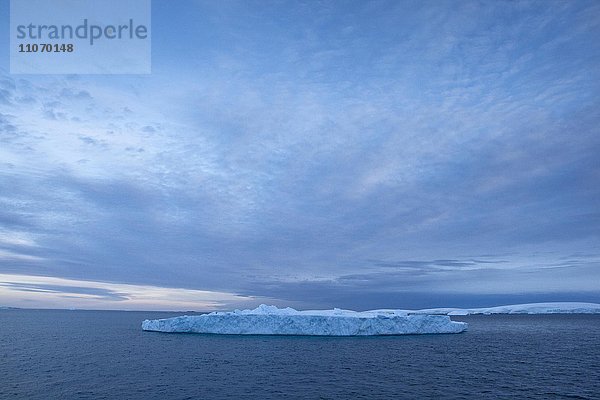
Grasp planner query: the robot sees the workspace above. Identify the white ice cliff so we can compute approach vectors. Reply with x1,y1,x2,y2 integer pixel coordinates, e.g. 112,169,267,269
142,304,467,336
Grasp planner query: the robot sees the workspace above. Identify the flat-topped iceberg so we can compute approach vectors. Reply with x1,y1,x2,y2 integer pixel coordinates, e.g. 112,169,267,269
142,304,467,336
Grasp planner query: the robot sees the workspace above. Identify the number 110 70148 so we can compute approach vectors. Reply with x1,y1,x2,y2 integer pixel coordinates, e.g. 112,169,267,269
19,43,74,52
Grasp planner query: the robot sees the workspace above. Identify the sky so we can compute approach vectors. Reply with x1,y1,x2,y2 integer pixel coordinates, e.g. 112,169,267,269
0,0,599,311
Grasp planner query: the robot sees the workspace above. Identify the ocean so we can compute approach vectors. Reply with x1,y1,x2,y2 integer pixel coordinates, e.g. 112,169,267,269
1,309,599,399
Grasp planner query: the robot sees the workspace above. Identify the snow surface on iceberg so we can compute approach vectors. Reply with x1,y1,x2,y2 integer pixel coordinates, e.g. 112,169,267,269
142,304,467,336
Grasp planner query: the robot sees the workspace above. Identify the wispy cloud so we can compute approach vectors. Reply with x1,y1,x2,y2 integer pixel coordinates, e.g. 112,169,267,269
0,274,260,311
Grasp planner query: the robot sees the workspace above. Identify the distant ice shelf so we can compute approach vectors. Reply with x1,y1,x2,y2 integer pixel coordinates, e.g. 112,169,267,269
405,302,600,316
142,304,467,336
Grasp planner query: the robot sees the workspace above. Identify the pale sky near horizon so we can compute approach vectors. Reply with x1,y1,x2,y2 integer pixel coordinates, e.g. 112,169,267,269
1,0,599,311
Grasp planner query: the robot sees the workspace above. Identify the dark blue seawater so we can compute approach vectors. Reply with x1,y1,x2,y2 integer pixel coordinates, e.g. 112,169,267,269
1,310,599,399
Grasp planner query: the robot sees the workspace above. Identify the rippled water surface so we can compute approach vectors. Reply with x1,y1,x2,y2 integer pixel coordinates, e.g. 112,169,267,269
1,310,599,399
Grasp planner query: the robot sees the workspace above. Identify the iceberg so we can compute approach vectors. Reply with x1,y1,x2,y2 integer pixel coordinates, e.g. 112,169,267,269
142,304,467,336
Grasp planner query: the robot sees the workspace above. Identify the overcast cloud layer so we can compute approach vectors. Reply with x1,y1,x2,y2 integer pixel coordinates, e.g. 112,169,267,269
1,0,599,310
